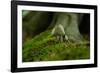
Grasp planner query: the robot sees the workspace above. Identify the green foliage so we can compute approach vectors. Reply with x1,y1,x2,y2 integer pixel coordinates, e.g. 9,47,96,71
22,30,90,62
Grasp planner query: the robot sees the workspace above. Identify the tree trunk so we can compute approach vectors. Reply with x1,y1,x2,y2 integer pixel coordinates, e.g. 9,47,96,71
49,12,83,42
22,11,83,42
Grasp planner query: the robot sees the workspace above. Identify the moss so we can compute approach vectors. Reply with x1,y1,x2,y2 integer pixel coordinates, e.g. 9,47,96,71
22,30,90,62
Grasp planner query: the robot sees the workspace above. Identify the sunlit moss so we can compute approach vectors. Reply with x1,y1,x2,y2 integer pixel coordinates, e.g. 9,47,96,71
22,30,90,62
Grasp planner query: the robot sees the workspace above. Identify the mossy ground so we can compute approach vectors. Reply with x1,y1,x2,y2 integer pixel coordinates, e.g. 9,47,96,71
22,30,90,62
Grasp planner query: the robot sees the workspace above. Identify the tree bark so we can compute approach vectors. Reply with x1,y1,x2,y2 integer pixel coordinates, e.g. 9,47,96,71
23,11,83,42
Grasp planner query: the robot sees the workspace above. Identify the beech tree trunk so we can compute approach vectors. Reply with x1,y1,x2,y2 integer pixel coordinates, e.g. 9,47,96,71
22,11,86,42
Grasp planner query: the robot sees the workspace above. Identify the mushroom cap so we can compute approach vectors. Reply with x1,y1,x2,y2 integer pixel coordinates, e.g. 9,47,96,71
51,24,65,35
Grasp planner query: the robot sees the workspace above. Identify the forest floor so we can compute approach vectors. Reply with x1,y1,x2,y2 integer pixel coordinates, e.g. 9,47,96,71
22,30,90,62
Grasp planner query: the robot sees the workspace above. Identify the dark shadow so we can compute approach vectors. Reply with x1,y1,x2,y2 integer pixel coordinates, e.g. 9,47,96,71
79,13,90,36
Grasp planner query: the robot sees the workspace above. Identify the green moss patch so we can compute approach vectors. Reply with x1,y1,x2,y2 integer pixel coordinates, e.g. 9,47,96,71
22,30,90,62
